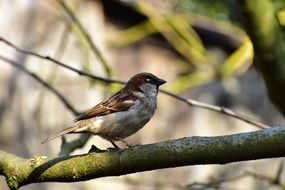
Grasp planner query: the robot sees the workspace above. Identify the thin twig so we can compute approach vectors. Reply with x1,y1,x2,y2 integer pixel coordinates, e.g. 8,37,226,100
57,0,111,76
34,22,71,121
160,90,269,129
58,134,91,156
186,169,285,190
0,37,119,83
186,173,246,190
0,54,91,155
0,37,269,129
0,55,79,116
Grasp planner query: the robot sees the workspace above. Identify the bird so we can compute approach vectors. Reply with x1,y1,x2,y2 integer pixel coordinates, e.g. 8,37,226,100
42,72,166,148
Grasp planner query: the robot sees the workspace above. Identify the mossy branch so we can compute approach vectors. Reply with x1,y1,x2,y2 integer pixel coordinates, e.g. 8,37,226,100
236,0,285,115
1,126,285,190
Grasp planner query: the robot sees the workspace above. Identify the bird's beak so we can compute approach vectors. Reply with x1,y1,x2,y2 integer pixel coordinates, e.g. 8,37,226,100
156,78,167,86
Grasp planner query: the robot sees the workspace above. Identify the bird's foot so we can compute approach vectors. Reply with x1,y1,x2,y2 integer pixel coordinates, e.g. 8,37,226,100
109,141,121,149
126,143,141,149
88,145,105,153
130,143,141,148
106,147,120,151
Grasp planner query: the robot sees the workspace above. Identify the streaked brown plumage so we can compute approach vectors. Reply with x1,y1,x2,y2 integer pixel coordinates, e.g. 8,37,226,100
42,73,166,147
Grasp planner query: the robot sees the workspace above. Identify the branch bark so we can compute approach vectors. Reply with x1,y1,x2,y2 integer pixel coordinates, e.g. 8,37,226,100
1,126,285,190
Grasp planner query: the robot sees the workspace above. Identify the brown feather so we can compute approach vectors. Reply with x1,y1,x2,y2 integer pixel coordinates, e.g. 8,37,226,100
41,125,80,144
74,89,137,122
41,72,166,144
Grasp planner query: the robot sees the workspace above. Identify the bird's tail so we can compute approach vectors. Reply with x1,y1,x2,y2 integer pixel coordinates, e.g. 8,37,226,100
41,125,79,144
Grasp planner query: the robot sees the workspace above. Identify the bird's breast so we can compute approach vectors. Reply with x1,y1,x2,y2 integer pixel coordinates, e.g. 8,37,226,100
95,98,156,140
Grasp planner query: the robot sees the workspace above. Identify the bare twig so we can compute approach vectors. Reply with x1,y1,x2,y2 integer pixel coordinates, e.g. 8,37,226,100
0,37,118,83
57,0,111,76
0,54,93,155
0,37,269,129
58,134,91,156
34,22,71,121
186,169,285,190
186,173,246,190
0,55,78,116
0,54,92,155
160,90,269,129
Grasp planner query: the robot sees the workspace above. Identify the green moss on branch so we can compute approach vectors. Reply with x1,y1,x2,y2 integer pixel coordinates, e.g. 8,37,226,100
1,126,285,189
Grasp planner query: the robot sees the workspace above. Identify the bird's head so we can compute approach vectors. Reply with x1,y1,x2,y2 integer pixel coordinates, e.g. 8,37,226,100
125,72,166,96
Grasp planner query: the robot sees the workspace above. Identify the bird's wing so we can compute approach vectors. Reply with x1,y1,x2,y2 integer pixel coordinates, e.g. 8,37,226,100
74,89,137,122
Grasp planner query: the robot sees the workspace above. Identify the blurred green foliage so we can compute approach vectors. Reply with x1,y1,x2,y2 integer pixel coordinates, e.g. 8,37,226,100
60,0,285,94
107,1,252,93
178,0,232,21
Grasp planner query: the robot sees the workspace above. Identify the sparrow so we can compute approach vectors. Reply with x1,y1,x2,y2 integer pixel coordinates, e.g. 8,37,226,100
42,72,166,148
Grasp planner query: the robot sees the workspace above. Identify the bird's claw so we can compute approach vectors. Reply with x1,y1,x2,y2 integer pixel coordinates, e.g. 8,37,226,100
88,145,105,153
127,143,141,148
106,147,120,151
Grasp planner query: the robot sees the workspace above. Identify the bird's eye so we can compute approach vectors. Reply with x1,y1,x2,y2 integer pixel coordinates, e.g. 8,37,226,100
146,78,151,82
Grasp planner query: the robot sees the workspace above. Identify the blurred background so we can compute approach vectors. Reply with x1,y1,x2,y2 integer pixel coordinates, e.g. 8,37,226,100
0,0,285,189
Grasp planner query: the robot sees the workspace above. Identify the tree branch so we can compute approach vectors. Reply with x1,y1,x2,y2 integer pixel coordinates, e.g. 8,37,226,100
236,0,285,115
0,126,285,189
